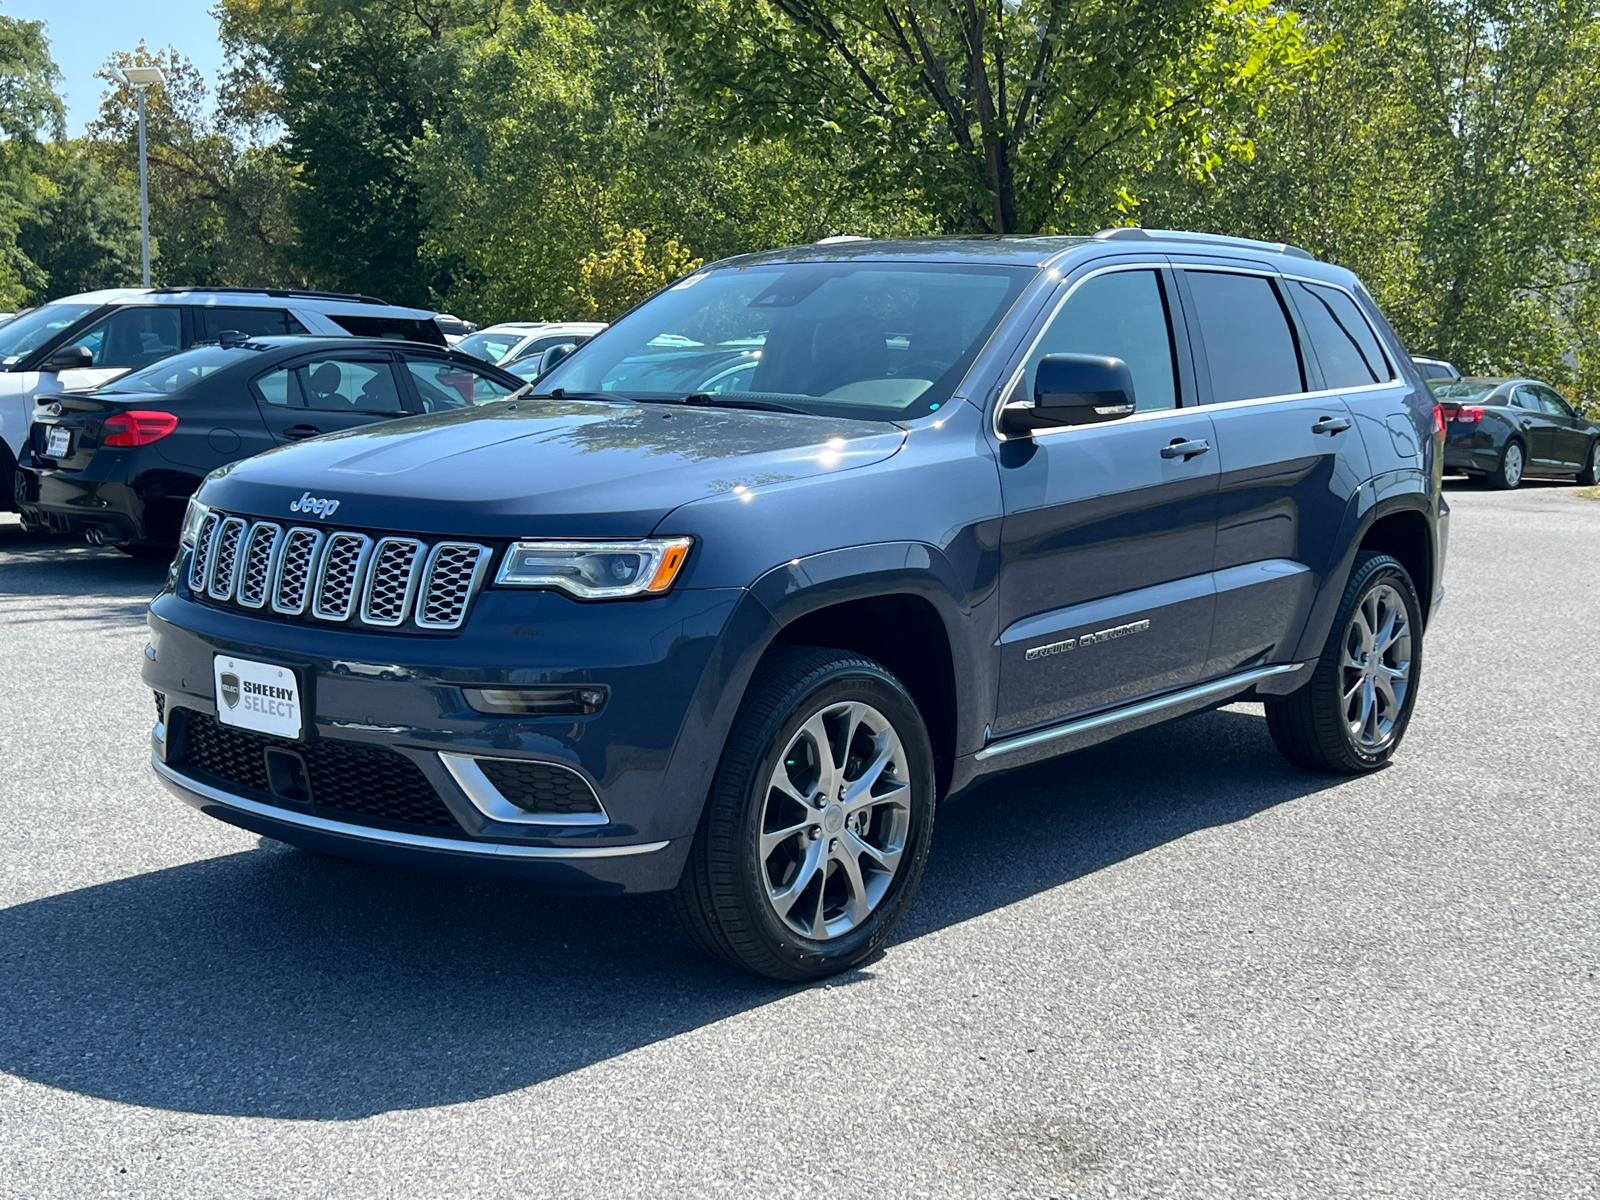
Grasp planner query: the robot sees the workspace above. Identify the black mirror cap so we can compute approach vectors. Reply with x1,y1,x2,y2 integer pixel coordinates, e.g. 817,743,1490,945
43,345,94,372
1002,354,1136,434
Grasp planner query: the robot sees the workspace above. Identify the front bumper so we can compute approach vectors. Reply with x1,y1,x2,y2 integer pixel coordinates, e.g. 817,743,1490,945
144,571,776,893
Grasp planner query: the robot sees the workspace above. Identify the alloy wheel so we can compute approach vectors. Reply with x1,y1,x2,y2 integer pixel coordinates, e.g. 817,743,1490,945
759,700,912,940
1503,442,1524,486
1339,582,1413,751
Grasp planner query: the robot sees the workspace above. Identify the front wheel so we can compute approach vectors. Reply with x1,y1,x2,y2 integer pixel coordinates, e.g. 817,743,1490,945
1265,552,1423,774
1488,439,1524,489
671,648,936,981
1577,439,1600,487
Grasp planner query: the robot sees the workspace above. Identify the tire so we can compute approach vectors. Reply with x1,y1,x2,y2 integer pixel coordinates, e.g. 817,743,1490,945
670,647,937,981
1577,439,1600,487
1487,439,1525,489
1265,551,1423,774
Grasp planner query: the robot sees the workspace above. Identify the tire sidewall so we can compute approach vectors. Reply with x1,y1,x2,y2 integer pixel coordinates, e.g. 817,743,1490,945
1498,440,1524,488
728,665,936,977
1331,557,1424,768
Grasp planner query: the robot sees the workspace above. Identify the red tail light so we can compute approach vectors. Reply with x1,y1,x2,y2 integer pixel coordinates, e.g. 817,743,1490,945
1453,405,1485,423
1433,403,1445,435
102,410,179,446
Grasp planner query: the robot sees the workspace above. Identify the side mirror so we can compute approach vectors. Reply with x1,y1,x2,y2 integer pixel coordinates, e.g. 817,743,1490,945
1001,354,1136,435
43,345,94,372
536,342,578,376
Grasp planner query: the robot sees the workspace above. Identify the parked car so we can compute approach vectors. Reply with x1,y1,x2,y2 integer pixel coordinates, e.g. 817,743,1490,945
1412,356,1460,381
0,287,449,515
454,321,607,367
145,229,1445,981
1430,377,1599,488
434,314,477,345
14,336,523,554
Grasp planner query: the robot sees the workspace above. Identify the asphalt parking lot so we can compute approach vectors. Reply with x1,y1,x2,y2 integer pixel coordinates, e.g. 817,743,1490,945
1,481,1596,1199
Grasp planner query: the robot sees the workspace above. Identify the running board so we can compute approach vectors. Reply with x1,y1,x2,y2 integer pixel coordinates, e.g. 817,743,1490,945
974,663,1305,763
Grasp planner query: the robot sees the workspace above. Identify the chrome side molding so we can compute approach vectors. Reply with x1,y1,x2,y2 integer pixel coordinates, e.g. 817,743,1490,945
975,662,1306,762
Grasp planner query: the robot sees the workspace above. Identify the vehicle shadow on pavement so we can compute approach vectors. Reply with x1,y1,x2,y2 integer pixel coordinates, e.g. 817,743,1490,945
0,707,1344,1120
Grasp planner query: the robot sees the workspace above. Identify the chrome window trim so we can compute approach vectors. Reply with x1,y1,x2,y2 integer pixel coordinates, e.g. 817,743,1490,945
439,752,610,827
359,536,425,627
311,532,373,622
270,527,325,616
992,260,1404,442
153,755,664,858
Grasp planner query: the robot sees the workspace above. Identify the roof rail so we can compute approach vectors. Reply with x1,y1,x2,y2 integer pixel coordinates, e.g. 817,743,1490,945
145,286,397,307
1093,226,1315,261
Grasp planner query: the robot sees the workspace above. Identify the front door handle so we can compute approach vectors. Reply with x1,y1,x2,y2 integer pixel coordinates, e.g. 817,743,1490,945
1161,437,1211,460
1311,415,1352,435
283,424,321,440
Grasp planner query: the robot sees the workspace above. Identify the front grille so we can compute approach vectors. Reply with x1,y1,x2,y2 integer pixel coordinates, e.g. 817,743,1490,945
479,759,604,815
178,710,464,833
189,510,490,633
154,691,165,725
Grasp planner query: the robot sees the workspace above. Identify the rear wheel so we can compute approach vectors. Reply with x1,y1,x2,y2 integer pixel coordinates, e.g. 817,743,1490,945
671,648,936,981
1265,552,1423,774
1488,439,1524,489
1577,439,1600,486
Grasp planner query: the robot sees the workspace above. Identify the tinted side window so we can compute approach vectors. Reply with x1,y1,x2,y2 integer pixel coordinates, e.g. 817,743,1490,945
403,358,515,412
200,307,308,340
1185,272,1303,403
328,314,447,345
253,366,304,407
1289,282,1392,388
1536,386,1573,417
1512,385,1541,410
297,359,405,413
63,306,182,368
1025,269,1178,412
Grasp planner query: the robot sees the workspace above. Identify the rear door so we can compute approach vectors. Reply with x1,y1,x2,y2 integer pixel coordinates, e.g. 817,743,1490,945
993,262,1220,734
251,351,408,444
1174,267,1371,678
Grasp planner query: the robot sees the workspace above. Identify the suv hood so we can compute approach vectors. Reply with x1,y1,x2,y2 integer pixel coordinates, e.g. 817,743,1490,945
203,397,906,537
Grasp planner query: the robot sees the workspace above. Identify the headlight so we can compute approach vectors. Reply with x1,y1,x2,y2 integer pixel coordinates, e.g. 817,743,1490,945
495,538,693,599
179,496,210,547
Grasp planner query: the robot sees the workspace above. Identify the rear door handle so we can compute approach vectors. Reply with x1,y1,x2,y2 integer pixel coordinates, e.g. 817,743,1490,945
1311,415,1352,435
283,424,321,440
1161,438,1211,460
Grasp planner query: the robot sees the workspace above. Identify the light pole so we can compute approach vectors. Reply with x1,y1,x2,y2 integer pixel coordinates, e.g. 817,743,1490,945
119,65,166,288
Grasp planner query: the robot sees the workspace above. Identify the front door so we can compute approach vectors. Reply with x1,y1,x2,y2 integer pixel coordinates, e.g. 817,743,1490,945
251,353,408,444
1532,385,1591,470
1177,269,1374,677
993,265,1220,736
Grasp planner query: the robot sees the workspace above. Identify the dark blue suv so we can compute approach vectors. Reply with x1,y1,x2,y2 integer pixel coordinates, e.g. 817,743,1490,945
144,230,1447,980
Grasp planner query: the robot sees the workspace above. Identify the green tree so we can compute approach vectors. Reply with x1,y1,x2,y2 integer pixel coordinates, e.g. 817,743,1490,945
1145,0,1600,399
0,8,65,304
216,0,508,305
416,1,935,323
635,0,1316,234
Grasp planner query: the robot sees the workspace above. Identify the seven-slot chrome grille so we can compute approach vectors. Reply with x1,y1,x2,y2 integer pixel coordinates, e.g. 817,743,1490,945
189,511,491,633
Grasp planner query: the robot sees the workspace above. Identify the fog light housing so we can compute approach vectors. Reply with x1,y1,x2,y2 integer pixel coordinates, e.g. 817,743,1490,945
462,686,608,716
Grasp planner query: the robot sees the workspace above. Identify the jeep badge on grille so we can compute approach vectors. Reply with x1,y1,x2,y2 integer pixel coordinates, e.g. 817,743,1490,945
289,492,340,518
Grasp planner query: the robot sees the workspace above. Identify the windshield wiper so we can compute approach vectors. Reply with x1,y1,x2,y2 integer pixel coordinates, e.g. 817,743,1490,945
678,393,810,415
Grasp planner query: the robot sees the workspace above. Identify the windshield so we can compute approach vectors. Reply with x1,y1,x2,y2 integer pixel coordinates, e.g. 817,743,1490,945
101,344,255,395
1429,380,1501,402
0,303,100,364
456,330,524,364
535,261,1034,421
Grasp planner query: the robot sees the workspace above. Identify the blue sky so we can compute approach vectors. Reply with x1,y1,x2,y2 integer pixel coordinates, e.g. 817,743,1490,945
7,0,226,134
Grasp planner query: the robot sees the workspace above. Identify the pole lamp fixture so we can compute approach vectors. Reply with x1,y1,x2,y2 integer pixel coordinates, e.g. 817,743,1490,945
119,65,166,288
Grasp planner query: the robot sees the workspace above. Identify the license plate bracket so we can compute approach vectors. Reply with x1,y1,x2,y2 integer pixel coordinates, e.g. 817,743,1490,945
213,654,306,739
